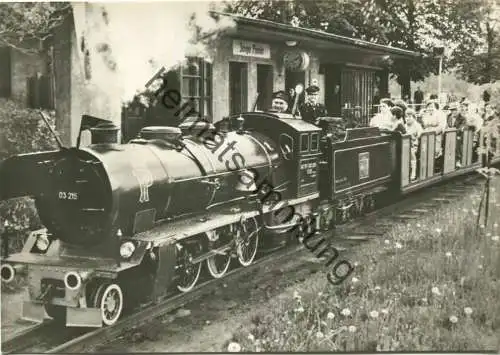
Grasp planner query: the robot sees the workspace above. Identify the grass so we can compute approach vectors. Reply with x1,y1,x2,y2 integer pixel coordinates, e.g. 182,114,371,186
229,176,500,352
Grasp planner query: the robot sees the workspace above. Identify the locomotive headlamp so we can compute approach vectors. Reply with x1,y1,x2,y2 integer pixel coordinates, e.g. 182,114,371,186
35,234,50,251
120,241,135,259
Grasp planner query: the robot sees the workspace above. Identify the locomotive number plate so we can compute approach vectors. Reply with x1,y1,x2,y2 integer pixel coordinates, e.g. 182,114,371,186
58,191,79,200
358,152,370,180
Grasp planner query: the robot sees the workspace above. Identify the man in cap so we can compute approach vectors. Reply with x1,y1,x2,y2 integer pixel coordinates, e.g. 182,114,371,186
299,84,327,124
269,90,291,113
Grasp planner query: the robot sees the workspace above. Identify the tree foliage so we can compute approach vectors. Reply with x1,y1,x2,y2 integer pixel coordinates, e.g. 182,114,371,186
0,2,70,53
225,0,500,89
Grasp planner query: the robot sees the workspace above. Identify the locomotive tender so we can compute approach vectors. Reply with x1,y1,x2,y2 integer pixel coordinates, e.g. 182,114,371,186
0,108,498,327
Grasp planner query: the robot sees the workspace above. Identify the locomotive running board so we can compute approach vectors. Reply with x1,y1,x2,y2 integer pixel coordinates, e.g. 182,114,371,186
132,193,320,245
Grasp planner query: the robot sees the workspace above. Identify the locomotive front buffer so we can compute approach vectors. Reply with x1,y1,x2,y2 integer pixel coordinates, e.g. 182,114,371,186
1,229,153,327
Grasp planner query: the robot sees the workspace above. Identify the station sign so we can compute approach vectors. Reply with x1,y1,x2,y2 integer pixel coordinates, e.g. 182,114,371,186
232,40,271,59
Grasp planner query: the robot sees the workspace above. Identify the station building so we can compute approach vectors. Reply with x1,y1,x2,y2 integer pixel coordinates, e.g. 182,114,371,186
52,10,419,145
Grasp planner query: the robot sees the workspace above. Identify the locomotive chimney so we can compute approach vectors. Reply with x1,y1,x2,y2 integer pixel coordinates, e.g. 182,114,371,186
90,122,120,144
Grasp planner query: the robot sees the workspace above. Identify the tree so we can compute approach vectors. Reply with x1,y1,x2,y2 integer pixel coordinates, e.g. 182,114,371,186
225,0,489,96
0,2,70,54
451,0,500,84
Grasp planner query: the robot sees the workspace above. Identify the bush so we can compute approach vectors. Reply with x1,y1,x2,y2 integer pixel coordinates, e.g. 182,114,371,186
0,98,58,255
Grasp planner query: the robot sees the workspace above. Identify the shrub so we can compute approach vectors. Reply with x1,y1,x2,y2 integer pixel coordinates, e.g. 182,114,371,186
0,98,58,255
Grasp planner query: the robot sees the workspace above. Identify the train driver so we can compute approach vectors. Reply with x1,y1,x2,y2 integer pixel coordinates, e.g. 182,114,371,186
299,85,328,125
270,91,291,114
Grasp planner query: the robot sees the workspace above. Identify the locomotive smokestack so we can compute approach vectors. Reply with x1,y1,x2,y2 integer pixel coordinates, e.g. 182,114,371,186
90,122,120,144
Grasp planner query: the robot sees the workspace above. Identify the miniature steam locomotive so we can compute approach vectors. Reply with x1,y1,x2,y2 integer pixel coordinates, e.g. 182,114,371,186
1,109,498,327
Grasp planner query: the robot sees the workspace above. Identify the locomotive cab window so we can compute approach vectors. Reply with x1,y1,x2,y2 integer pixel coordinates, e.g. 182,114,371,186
311,133,319,151
279,133,294,160
300,133,309,153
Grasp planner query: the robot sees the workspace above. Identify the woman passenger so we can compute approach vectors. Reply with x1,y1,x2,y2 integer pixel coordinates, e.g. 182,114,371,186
369,98,393,131
421,100,447,161
405,108,423,181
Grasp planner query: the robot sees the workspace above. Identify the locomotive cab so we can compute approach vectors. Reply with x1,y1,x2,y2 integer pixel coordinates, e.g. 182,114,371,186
219,112,322,200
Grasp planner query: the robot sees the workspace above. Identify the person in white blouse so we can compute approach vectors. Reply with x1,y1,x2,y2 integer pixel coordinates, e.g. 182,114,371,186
421,100,447,160
369,98,394,131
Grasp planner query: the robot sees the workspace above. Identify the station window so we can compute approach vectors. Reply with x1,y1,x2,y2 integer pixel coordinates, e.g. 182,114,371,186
181,57,212,119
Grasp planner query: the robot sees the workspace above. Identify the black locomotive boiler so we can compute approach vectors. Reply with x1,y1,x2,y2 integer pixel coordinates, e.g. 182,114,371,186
0,113,321,327
1,109,497,328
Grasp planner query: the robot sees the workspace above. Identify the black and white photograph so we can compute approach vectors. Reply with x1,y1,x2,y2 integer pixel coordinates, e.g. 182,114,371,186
0,0,499,353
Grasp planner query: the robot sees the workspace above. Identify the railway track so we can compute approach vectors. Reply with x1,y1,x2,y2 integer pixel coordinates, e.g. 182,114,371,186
1,173,485,353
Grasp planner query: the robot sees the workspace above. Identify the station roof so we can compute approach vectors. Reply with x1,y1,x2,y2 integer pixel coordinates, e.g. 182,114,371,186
215,12,420,59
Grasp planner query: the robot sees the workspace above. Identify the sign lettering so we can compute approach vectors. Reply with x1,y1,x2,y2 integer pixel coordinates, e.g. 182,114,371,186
232,40,271,59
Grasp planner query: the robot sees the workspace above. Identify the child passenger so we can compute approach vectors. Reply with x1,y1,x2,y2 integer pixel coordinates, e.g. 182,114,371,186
405,108,423,180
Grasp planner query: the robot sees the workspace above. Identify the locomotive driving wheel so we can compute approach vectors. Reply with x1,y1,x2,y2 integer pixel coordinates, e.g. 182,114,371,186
92,283,124,326
206,229,232,279
176,241,203,292
236,217,260,267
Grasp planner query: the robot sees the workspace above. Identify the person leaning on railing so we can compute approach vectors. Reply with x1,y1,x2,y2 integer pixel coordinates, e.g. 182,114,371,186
405,108,423,181
421,100,447,161
446,102,468,168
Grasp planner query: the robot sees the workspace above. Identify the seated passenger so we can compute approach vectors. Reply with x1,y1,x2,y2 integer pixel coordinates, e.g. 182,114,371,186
405,108,423,180
466,103,484,132
369,98,393,131
390,106,407,134
269,91,291,114
421,100,447,159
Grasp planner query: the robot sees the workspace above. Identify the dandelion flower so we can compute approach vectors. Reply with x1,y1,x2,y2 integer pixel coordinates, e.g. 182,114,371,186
341,308,351,317
416,223,421,228
435,228,442,234
445,252,452,257
228,342,242,352
394,242,403,249
384,239,390,245
431,287,441,296
464,307,473,315
315,331,324,339
494,223,498,228
369,310,379,319
381,308,389,315
478,264,483,270
374,286,381,291
293,290,301,299
327,312,335,320
480,224,485,229
492,236,499,242
247,333,255,341
352,277,359,284
449,315,458,324
348,325,357,333
318,292,323,297
354,261,359,267
294,306,305,313
486,232,492,237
